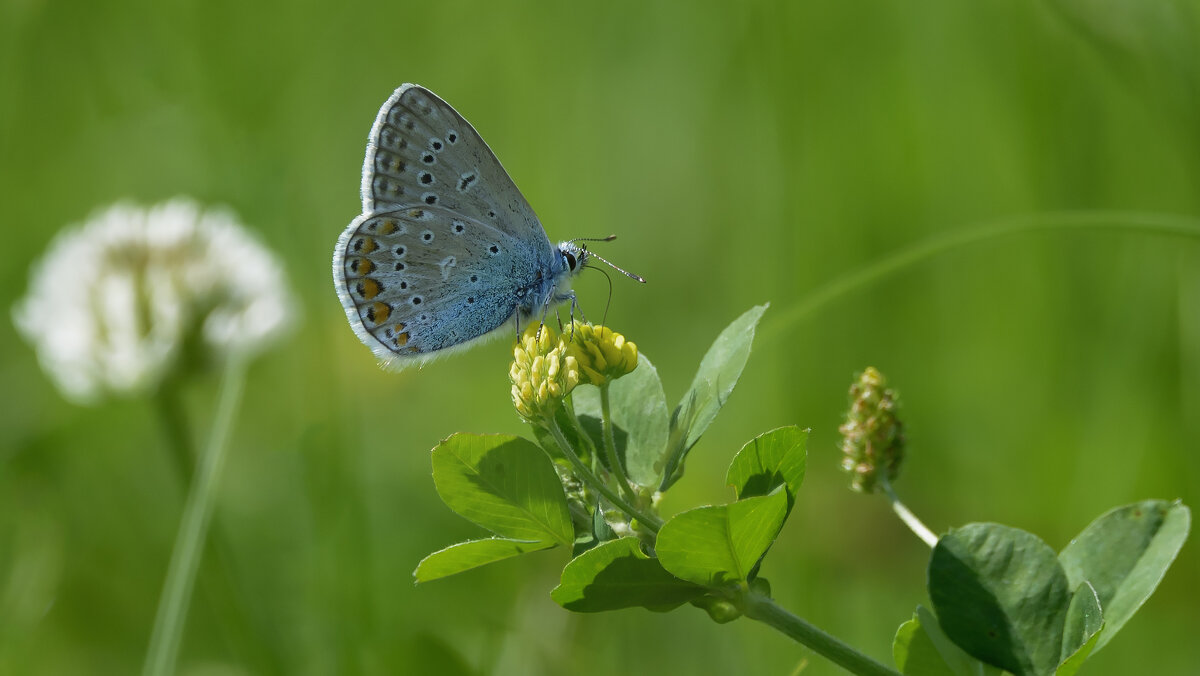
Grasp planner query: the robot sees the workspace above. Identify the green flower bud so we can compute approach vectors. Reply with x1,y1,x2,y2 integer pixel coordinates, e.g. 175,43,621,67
839,367,905,493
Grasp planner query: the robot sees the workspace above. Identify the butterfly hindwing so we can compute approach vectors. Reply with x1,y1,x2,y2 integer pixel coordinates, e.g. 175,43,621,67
335,207,551,365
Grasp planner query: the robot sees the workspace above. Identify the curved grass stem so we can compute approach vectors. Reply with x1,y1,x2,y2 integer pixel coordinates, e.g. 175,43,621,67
765,210,1200,342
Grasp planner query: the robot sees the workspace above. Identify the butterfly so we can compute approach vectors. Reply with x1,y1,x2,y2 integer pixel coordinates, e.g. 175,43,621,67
333,84,641,369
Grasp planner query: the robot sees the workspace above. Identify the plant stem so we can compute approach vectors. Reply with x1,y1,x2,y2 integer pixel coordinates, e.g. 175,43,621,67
879,476,938,548
546,416,663,533
742,592,901,676
152,377,282,675
599,384,640,507
154,378,197,484
143,357,247,676
562,400,599,471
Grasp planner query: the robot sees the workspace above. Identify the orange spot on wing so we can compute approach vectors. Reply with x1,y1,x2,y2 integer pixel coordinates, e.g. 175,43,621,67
368,302,390,323
358,278,381,299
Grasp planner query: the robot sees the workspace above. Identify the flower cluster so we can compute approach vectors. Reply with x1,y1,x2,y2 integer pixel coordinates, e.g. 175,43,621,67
564,322,638,386
839,367,905,493
509,322,580,421
12,199,295,403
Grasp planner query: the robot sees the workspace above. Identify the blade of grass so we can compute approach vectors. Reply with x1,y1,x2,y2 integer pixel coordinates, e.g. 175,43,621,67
765,210,1200,342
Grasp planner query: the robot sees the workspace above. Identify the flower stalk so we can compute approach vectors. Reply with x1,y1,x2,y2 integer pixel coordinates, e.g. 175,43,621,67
143,357,247,676
545,416,662,534
599,384,640,508
879,475,938,548
742,592,901,676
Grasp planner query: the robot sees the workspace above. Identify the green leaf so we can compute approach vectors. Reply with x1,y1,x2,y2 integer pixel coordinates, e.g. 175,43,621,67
1056,582,1103,676
919,605,1005,676
726,426,808,508
572,499,618,557
894,613,956,676
661,304,768,490
656,490,788,587
893,606,1003,676
414,538,557,583
1058,500,1190,653
572,353,669,487
551,538,705,612
431,433,573,545
929,523,1071,676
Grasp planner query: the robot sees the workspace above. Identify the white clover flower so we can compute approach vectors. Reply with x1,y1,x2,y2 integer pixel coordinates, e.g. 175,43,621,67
13,198,296,404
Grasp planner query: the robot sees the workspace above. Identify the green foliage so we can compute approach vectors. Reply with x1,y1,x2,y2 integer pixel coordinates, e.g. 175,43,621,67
551,538,704,612
1057,500,1190,652
893,606,1002,676
416,306,1189,676
421,309,776,589
1057,583,1103,676
429,433,573,545
894,615,952,676
572,354,669,487
415,538,557,583
929,524,1072,675
661,304,768,491
912,501,1190,676
726,426,808,508
655,490,788,588
532,403,597,465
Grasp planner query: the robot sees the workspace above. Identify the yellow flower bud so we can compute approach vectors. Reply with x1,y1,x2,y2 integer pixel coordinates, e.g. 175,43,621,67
509,322,580,421
564,322,638,386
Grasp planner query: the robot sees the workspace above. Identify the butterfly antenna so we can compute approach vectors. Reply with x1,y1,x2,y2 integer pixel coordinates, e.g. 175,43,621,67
567,234,645,283
587,250,645,283
567,234,619,244
584,264,615,325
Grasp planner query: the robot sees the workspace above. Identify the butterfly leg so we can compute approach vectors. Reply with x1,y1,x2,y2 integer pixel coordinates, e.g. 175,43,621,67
559,290,586,330
548,289,581,338
535,293,556,340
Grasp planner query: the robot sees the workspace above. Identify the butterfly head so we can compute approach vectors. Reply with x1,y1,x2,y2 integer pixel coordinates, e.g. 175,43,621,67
561,236,646,284
556,241,588,276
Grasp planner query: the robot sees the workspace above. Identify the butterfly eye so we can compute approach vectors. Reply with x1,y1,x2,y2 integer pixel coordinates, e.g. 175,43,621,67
564,252,578,271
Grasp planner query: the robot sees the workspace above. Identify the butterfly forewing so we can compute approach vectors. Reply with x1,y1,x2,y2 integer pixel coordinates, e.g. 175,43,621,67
362,84,547,245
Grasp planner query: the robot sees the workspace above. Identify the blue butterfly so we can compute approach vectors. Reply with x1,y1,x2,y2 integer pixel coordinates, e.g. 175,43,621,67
333,84,641,368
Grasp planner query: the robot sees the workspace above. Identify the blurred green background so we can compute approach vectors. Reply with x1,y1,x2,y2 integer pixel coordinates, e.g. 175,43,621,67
2,0,1199,673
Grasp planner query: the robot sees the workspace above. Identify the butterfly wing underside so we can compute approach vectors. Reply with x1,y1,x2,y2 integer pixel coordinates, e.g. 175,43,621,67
334,84,556,368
